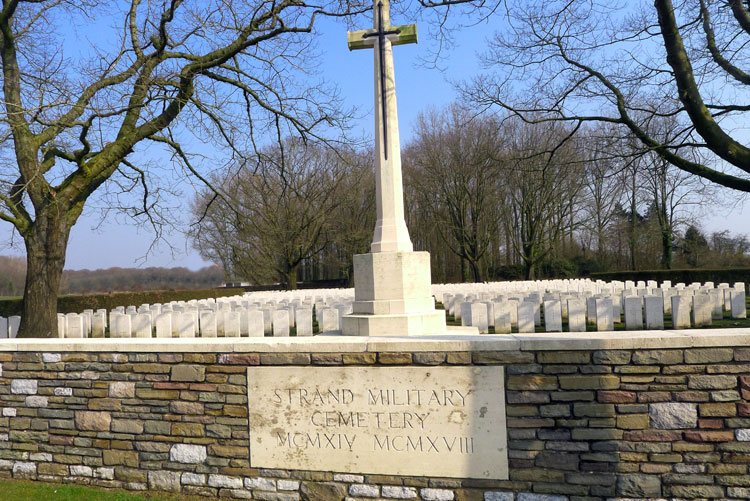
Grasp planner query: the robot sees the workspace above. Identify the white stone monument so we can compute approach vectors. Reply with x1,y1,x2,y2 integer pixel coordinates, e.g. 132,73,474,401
247,310,265,337
224,310,241,337
0,316,7,339
493,302,512,334
341,0,446,337
567,298,586,332
543,299,562,332
644,295,664,329
155,312,172,338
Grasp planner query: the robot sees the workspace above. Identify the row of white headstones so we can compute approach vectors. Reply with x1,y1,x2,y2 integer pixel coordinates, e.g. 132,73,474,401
435,279,747,333
0,293,355,339
0,278,745,338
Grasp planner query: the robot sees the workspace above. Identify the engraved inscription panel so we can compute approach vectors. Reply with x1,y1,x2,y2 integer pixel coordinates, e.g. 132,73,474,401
247,366,508,479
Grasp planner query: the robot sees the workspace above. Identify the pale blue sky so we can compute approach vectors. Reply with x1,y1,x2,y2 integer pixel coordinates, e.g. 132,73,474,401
1,10,492,269
1,7,748,270
36,10,497,271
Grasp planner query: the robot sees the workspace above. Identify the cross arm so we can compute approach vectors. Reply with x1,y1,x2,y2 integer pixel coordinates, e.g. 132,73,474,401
347,24,418,50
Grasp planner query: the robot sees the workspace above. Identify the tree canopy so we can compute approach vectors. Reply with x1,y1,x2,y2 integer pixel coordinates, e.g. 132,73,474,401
0,0,365,336
454,0,750,192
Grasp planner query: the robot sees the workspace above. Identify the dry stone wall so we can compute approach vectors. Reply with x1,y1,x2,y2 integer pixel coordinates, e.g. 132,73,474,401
0,338,748,500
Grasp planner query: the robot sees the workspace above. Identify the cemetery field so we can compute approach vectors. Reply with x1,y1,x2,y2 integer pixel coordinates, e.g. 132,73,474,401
439,294,750,332
0,479,205,501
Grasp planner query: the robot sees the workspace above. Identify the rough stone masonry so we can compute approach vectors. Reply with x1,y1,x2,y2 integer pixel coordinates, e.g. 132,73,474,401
0,335,749,500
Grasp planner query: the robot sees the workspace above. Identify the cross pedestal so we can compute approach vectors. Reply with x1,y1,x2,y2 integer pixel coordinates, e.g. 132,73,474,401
341,0,446,336
342,252,447,336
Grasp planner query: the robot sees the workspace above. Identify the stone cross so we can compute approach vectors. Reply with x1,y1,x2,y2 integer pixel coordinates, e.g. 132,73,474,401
348,0,417,253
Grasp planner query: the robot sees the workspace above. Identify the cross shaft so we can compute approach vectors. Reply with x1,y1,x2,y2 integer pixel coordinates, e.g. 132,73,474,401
362,1,400,159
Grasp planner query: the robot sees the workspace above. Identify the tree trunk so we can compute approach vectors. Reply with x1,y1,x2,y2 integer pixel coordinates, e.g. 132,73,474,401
522,242,535,280
18,217,71,338
469,259,482,283
629,209,637,271
286,264,298,290
505,230,511,266
524,261,535,280
661,229,673,270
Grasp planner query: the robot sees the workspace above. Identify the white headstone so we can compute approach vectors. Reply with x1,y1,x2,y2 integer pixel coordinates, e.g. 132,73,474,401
92,312,106,338
262,308,273,334
586,297,597,325
56,314,65,338
691,293,712,327
671,295,691,329
111,313,132,338
199,310,217,338
662,288,676,315
177,312,196,338
708,289,723,320
287,305,296,327
272,309,290,337
543,299,562,333
224,310,241,337
461,302,488,333
731,290,747,319
82,310,93,336
566,298,586,332
507,298,519,328
611,298,622,322
336,304,352,322
239,309,250,336
531,299,542,326
133,313,152,338
295,308,313,337
723,287,732,312
644,295,664,329
65,313,84,338
247,310,265,337
319,308,339,334
493,302,511,335
153,312,172,338
623,296,643,331
517,301,535,333
594,298,613,331
7,316,20,338
451,294,465,319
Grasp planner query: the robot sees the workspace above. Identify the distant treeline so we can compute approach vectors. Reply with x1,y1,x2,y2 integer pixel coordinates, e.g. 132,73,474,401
0,256,224,296
0,256,25,297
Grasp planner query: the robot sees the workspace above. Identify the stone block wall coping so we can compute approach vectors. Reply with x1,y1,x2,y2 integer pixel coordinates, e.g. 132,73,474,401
0,328,748,353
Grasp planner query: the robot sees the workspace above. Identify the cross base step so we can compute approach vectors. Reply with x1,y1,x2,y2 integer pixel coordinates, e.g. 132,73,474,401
342,250,447,336
341,310,447,337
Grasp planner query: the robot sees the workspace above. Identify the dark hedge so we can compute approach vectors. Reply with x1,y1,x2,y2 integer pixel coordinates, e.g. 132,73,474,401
589,268,750,289
0,288,245,317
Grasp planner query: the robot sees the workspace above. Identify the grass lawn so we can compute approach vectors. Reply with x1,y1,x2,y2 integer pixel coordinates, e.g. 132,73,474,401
0,479,205,501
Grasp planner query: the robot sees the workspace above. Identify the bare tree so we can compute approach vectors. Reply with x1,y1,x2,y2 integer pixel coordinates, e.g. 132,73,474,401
579,126,627,266
446,0,750,191
499,119,586,279
641,151,714,269
191,140,358,289
325,148,375,283
0,0,364,336
404,104,504,282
